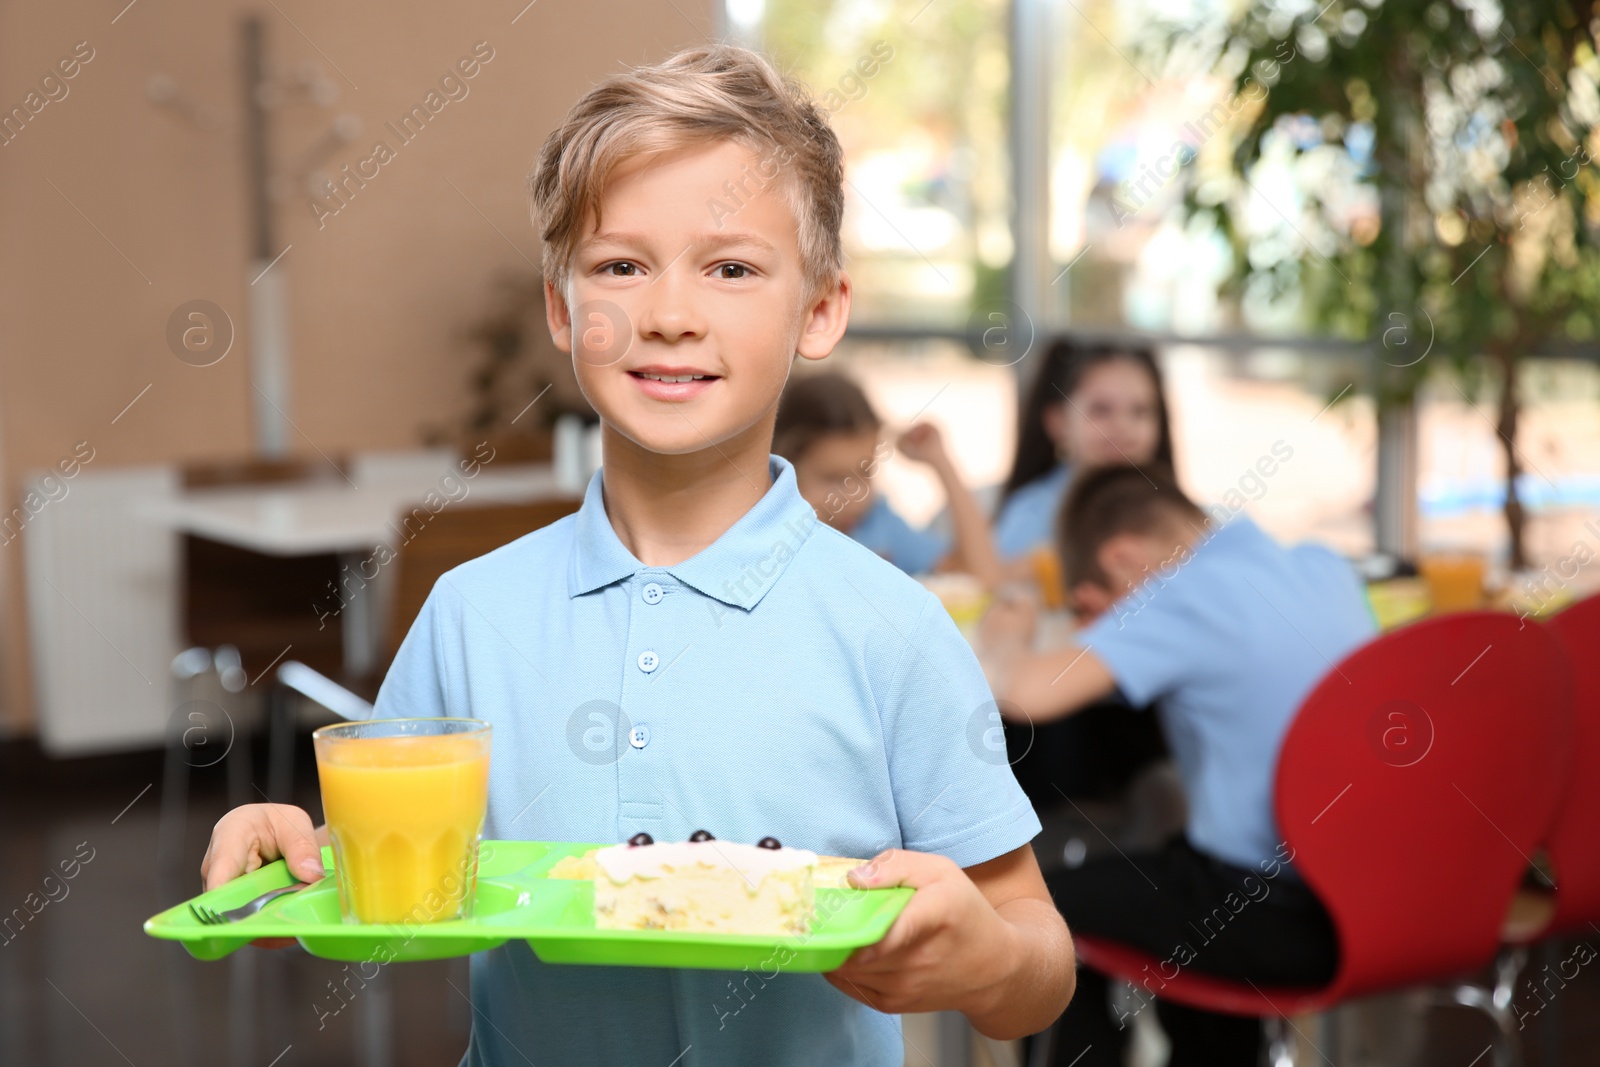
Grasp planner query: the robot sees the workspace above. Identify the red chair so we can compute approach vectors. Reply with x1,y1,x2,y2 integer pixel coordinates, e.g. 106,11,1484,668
1534,595,1600,938
1065,612,1573,1066
1444,597,1600,1066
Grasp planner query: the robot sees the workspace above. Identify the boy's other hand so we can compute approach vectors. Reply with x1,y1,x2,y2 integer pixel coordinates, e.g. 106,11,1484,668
1068,580,1115,624
978,586,1039,648
894,422,948,468
975,588,1039,701
824,849,1017,1018
200,804,326,949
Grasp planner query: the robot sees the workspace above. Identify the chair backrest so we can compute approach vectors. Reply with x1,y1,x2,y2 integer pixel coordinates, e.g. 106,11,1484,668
181,455,348,489
384,496,583,661
1275,611,1572,1000
180,457,349,678
1543,595,1600,936
480,429,555,465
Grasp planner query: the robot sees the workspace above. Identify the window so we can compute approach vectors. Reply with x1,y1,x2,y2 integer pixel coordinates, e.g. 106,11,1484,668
738,0,1012,326
742,0,1600,573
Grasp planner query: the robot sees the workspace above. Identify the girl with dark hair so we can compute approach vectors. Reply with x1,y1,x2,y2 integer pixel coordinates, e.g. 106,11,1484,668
989,339,1177,813
774,371,1001,587
994,338,1174,566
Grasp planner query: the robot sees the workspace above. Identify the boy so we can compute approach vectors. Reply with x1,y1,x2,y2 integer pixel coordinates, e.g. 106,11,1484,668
199,44,1072,1065
979,464,1374,1065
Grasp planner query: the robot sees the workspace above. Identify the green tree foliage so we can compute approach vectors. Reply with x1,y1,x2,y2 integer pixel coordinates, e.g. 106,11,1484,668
1175,0,1600,565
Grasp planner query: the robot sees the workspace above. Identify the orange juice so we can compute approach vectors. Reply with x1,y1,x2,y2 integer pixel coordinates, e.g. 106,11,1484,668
1029,546,1067,610
1419,553,1487,614
314,721,491,925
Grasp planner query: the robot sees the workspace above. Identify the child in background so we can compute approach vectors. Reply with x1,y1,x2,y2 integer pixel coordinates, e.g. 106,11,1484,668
990,341,1176,803
774,370,1002,588
980,465,1374,1066
994,338,1174,574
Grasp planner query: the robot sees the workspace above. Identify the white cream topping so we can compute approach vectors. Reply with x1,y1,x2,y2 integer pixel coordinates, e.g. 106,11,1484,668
594,840,818,886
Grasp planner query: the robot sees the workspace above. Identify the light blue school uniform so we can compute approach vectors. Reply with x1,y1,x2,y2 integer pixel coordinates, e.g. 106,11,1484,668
1078,517,1375,873
372,453,1040,1067
847,493,950,575
993,462,1074,560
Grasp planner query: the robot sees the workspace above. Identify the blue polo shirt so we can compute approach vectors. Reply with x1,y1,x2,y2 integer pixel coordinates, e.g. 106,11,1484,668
848,493,950,575
372,453,1040,1067
993,463,1074,560
1078,517,1374,872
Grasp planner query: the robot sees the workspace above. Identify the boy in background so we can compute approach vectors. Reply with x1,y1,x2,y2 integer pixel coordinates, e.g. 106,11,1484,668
980,464,1373,1065
200,44,1072,1066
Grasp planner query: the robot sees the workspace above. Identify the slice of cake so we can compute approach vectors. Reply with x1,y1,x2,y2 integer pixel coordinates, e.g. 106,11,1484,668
592,831,817,935
547,850,598,880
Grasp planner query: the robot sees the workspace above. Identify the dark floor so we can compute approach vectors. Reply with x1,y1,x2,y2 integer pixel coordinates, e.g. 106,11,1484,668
0,728,473,1067
1,727,1597,1067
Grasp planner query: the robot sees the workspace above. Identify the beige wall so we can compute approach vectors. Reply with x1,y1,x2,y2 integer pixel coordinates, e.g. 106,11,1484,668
0,0,718,735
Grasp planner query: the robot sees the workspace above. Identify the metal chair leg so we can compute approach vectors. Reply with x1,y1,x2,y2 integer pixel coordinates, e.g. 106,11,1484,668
208,646,256,808
1538,940,1563,1067
1314,1006,1340,1066
162,646,232,1067
229,948,257,1067
1264,1015,1296,1067
266,683,295,803
358,965,395,1067
159,646,215,882
1441,948,1526,1067
157,717,193,883
213,644,248,694
1488,948,1526,1067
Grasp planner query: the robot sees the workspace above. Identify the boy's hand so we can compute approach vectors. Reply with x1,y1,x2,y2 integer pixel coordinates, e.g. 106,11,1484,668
978,587,1039,649
824,850,1017,1018
201,803,325,889
894,423,949,468
1068,580,1114,624
200,804,327,950
975,590,1039,702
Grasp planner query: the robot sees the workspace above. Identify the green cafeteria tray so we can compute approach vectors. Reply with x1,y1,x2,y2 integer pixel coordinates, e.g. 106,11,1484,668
144,840,913,971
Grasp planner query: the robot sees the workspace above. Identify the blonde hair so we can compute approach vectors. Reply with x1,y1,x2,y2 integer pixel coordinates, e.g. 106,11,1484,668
529,43,845,304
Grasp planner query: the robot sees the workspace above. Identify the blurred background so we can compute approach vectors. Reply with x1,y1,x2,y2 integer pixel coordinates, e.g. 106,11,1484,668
3,0,1599,1064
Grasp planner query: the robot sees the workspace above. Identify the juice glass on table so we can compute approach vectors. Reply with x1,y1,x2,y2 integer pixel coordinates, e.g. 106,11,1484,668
313,718,491,925
1419,552,1488,614
1028,546,1067,611
918,572,992,635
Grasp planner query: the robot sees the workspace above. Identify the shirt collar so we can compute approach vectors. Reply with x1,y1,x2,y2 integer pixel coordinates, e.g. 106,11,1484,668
566,453,820,611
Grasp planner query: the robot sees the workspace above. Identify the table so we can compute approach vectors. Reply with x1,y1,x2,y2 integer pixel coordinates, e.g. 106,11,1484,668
1364,576,1586,633
137,461,566,556
135,455,572,673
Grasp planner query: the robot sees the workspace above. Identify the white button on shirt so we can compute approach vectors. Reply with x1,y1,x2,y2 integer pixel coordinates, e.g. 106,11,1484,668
641,581,664,604
372,454,1040,1067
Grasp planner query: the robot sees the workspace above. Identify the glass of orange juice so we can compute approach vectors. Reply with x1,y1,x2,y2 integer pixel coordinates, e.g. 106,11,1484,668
1029,546,1067,611
1418,552,1488,613
313,717,491,926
